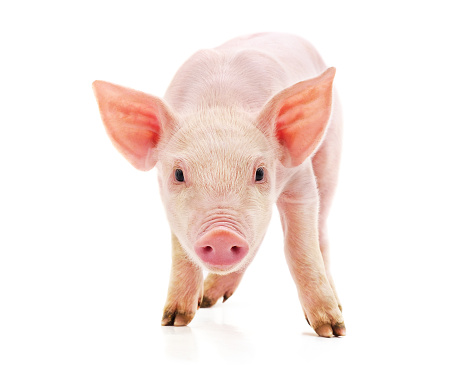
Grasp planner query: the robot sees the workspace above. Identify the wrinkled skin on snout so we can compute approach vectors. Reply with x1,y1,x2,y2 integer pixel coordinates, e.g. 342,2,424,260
93,33,346,337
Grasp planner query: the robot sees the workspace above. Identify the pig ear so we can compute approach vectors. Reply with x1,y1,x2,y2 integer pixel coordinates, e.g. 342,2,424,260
92,81,175,171
257,67,336,167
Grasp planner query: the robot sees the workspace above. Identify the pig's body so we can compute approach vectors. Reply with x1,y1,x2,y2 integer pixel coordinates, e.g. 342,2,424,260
93,33,345,337
165,33,327,112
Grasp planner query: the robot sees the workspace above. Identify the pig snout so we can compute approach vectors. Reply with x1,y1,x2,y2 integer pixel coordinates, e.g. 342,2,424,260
194,227,249,267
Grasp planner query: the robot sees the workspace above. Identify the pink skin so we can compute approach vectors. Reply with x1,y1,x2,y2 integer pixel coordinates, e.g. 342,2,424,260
194,227,249,268
93,33,345,337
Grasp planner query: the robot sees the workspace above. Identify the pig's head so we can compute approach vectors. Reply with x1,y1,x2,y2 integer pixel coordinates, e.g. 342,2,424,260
93,68,335,274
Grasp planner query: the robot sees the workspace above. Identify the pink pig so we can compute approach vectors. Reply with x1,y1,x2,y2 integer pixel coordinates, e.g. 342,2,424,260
93,33,345,337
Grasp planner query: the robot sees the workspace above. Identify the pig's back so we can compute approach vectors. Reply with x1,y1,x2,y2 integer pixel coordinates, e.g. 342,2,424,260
216,32,327,83
164,33,328,113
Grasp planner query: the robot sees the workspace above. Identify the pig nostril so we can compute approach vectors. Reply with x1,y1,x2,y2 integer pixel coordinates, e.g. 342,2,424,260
195,229,249,266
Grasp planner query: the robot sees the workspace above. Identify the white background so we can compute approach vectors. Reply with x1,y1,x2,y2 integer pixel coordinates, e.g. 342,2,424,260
1,0,465,367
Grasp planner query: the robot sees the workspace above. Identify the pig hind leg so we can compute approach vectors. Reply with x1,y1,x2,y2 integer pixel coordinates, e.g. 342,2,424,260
312,104,343,311
200,272,245,308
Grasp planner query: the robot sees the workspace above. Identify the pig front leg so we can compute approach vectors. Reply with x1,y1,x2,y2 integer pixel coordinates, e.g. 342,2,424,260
319,223,342,312
277,194,345,337
161,233,204,326
200,271,245,308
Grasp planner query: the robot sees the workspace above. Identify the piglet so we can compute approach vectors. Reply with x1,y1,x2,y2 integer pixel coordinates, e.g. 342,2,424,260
93,33,345,337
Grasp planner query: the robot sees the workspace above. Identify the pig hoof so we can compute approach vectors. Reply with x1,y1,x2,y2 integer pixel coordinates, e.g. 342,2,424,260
333,322,346,336
200,292,233,308
200,296,216,308
305,314,346,337
161,309,195,326
201,272,243,308
222,292,233,303
309,320,346,338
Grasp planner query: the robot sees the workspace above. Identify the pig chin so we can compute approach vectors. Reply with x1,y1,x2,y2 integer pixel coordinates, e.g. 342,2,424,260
192,217,252,274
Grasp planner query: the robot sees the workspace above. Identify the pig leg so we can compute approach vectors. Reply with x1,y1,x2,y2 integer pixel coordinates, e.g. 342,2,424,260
161,233,204,326
317,223,342,311
277,175,345,337
312,104,343,311
200,271,245,308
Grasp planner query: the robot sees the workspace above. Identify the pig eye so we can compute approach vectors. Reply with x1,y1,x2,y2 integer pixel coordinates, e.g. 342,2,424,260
255,167,265,182
174,169,185,182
